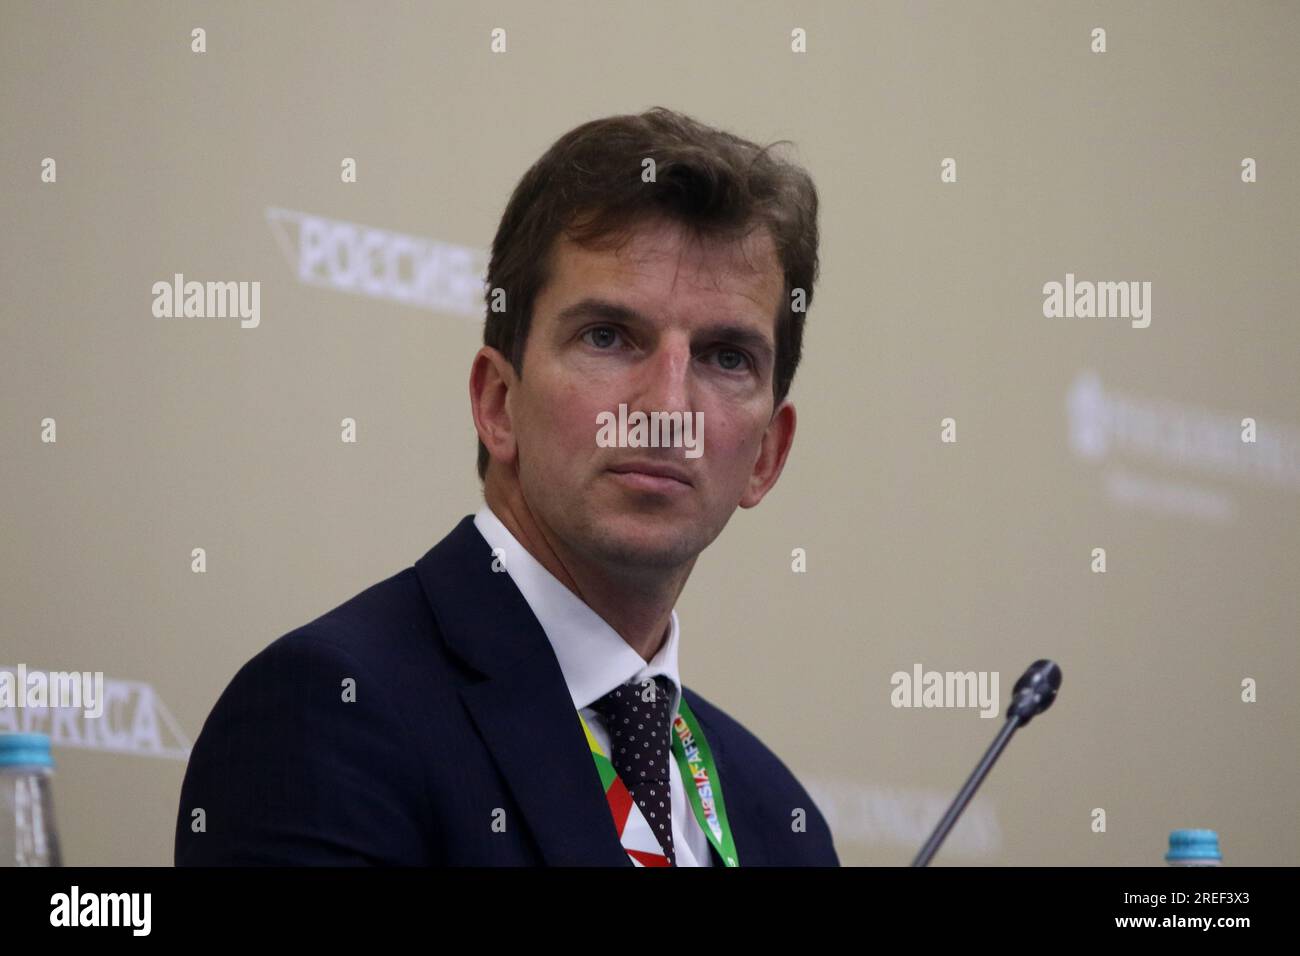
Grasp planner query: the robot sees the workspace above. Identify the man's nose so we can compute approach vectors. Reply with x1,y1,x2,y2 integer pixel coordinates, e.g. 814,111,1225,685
632,334,693,413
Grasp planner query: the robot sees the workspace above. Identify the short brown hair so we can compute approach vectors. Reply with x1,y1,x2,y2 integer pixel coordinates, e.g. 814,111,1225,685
477,106,819,481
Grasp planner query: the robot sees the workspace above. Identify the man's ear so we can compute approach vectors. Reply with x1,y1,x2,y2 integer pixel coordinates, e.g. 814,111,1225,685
470,346,518,468
739,400,796,509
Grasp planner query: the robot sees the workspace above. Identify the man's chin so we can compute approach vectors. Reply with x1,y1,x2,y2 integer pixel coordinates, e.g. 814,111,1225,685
584,520,704,571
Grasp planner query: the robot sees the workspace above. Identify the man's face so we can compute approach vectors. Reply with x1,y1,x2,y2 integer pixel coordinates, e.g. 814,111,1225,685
500,215,794,573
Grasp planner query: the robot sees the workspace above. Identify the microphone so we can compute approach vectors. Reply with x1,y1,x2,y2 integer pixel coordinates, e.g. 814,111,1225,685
911,659,1062,867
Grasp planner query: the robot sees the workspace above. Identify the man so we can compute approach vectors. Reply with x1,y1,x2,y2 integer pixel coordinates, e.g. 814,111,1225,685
175,107,837,866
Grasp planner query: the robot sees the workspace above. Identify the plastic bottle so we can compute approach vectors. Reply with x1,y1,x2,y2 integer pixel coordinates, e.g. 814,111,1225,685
0,733,63,866
1165,828,1221,866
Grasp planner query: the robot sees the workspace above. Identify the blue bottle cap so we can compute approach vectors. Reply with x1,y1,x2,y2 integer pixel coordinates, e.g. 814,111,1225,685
1166,828,1221,862
0,733,55,769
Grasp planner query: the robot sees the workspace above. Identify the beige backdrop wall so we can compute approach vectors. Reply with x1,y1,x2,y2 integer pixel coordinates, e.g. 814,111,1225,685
2,0,1297,866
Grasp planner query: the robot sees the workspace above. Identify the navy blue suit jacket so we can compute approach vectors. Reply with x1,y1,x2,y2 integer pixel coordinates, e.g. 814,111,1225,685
174,515,839,866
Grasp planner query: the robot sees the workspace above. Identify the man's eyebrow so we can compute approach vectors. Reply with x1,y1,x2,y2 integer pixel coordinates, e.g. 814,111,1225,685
554,298,646,327
554,297,775,363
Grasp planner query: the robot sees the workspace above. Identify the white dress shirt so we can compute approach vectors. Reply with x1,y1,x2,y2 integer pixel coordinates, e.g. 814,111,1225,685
473,505,714,866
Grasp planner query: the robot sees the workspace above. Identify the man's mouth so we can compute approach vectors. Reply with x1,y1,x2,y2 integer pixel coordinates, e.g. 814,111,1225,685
607,461,693,494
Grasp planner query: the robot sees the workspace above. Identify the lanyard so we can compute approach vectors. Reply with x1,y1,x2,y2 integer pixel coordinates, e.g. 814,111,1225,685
579,695,739,867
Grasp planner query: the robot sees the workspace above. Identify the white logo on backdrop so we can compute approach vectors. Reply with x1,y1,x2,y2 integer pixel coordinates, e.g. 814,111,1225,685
1067,370,1300,524
0,666,191,761
265,207,487,317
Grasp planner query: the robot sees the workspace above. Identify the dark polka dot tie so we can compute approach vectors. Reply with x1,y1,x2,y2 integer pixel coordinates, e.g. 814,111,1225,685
589,675,676,865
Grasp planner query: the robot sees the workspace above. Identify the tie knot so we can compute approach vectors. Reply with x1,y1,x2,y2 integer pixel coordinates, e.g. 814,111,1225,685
591,675,673,725
590,676,675,762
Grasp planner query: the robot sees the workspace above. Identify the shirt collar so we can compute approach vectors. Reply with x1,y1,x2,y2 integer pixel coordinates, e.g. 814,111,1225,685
472,505,683,720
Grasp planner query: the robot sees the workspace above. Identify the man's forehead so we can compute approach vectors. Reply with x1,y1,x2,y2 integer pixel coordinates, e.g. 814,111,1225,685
544,218,784,317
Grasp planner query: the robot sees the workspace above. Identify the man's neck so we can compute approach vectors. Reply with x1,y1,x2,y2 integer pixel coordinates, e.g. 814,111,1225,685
483,482,690,662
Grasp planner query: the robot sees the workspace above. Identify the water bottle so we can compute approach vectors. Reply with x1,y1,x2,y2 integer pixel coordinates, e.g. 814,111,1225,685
1165,828,1222,866
0,733,63,866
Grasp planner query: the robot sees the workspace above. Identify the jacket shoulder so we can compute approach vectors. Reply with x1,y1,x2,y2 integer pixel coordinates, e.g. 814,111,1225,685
290,565,433,657
175,566,440,865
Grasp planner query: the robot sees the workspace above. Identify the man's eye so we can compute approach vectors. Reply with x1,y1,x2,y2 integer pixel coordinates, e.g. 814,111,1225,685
712,348,751,372
582,326,622,349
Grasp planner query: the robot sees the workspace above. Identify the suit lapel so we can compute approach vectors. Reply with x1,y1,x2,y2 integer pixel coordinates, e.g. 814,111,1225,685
415,516,629,866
